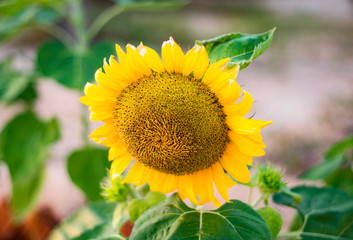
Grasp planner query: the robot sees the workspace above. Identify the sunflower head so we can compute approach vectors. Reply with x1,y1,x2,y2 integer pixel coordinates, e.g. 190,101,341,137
81,37,272,207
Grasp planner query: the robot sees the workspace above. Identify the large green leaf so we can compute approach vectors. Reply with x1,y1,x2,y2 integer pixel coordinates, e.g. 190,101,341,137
37,41,115,89
273,186,353,240
0,59,36,104
300,134,353,181
48,201,119,240
67,147,111,201
197,28,276,70
0,111,60,219
130,193,271,239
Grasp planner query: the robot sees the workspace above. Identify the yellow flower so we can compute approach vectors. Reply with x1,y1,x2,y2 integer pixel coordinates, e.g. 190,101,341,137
80,37,272,207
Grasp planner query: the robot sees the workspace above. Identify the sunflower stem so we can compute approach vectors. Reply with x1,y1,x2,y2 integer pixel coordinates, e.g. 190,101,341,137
251,193,264,208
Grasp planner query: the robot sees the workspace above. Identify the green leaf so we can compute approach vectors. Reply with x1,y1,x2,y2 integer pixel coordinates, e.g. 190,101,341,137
197,28,276,70
257,206,283,240
48,201,119,240
0,4,62,43
0,59,36,104
130,193,271,239
325,167,353,194
67,147,111,201
273,186,353,240
145,191,166,207
0,111,60,219
37,41,115,89
300,134,353,180
128,198,149,223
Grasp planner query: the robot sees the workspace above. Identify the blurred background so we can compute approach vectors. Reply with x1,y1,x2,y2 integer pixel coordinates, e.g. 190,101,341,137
0,0,352,239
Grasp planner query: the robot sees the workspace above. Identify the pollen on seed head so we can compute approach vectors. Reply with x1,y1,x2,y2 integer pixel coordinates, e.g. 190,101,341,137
113,72,229,175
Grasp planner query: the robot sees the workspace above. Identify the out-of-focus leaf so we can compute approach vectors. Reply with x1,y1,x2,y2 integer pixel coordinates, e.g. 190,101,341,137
37,41,115,89
0,111,60,219
13,80,38,104
145,191,166,207
0,59,36,104
257,206,283,240
67,147,111,201
325,167,353,194
197,28,276,70
128,198,149,223
130,193,271,239
0,3,63,43
48,201,119,240
300,134,353,180
273,186,353,240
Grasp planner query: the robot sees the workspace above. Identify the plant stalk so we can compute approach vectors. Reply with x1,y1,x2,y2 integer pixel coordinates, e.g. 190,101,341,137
277,231,301,239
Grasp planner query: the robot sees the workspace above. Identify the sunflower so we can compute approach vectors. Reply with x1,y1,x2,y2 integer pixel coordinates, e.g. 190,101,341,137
80,37,272,207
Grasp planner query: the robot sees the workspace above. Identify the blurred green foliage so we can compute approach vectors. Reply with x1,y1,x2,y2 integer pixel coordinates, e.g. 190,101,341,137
300,134,353,193
0,111,60,220
67,147,111,201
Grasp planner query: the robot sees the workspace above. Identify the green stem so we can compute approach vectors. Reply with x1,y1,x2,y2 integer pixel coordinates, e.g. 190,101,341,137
81,104,89,146
251,193,264,208
87,5,124,40
277,231,301,239
247,187,253,204
69,0,88,52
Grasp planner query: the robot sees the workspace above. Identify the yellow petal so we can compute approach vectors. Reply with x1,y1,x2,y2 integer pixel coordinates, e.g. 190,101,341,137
193,45,209,79
182,45,209,79
220,151,250,183
225,141,253,166
89,123,116,143
217,80,242,106
229,131,266,156
108,141,129,160
123,162,143,184
134,164,153,186
159,174,177,193
227,116,270,135
138,42,165,73
149,172,167,192
105,56,134,85
162,37,184,73
212,162,235,203
193,170,209,205
204,168,221,207
115,44,143,80
90,111,113,121
223,91,253,116
126,44,152,76
209,65,239,93
84,83,116,101
110,152,132,179
202,58,230,85
177,175,200,205
95,68,124,92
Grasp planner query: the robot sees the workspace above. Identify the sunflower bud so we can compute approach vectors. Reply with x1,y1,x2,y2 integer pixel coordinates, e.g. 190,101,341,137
257,164,286,204
101,175,130,202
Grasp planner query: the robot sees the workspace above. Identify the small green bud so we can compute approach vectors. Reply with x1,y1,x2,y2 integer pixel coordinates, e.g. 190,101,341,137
101,175,130,202
257,164,286,195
